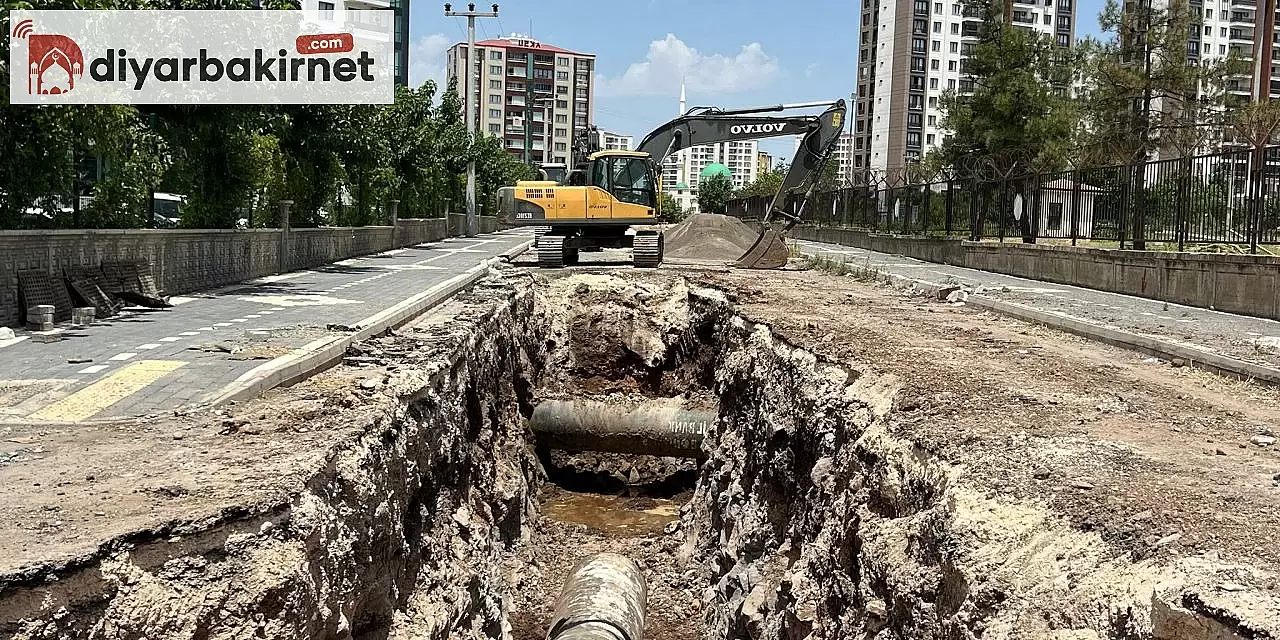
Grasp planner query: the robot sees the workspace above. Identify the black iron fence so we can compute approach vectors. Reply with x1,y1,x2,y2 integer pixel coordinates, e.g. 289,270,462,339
727,145,1280,253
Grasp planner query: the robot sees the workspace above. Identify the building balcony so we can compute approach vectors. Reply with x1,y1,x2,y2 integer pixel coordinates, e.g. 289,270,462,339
1229,28,1253,42
1228,12,1254,26
506,125,525,134
507,54,528,63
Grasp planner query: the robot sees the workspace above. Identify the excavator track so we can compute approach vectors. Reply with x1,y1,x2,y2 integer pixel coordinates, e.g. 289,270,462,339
633,231,664,268
537,234,579,268
537,235,566,268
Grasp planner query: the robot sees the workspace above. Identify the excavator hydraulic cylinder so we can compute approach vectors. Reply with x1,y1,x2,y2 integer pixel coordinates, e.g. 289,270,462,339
545,553,647,640
528,399,712,459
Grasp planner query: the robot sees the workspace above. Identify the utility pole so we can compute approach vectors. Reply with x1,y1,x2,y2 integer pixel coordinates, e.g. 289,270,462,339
444,3,499,237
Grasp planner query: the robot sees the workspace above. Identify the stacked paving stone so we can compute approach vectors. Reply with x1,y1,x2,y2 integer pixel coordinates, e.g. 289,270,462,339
26,305,54,332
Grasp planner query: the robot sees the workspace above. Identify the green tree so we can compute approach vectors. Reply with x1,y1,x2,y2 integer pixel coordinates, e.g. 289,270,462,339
1076,0,1245,247
696,173,734,215
737,165,786,198
658,191,685,223
932,0,1081,242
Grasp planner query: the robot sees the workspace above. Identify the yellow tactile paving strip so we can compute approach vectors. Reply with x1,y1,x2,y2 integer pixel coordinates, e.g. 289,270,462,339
29,360,187,422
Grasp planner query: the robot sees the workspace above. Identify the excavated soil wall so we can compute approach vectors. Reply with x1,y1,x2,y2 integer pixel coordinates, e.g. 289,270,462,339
1,280,548,640
3,269,1273,640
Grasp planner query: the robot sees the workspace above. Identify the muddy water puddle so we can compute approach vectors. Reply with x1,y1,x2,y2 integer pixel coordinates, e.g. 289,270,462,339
542,490,683,536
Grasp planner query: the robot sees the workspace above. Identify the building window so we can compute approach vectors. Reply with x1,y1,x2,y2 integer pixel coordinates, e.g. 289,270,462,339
948,60,957,70
910,75,925,90
950,41,959,52
490,50,502,60
951,22,959,34
1048,202,1064,230
489,79,501,89
907,132,921,146
928,96,938,107
557,99,568,108
935,1,943,11
1044,13,1051,23
914,18,928,33
912,37,926,52
915,0,928,13
490,65,501,74
557,85,568,94
1057,33,1069,46
488,94,500,104
1205,25,1211,35
907,113,922,126
928,115,937,126
558,56,569,66
555,142,567,151
948,79,956,89
488,108,501,118
555,114,568,123
318,0,334,18
952,3,960,13
556,71,568,81
930,59,939,69
927,134,935,145
1221,27,1227,37
556,127,567,136
911,56,926,71
932,39,941,51
1206,8,1213,17
489,123,500,133
1060,15,1071,29
909,94,923,109
934,20,942,32
929,77,938,89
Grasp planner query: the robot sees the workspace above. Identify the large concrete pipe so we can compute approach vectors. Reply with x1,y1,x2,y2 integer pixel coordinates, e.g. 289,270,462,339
546,553,647,640
528,398,713,458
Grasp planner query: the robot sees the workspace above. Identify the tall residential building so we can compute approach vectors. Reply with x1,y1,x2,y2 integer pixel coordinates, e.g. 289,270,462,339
302,0,409,87
854,0,1075,176
758,151,774,175
447,34,596,165
662,85,761,213
600,130,634,151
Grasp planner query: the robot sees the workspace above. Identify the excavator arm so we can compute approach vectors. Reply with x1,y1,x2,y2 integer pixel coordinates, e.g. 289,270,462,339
632,99,846,232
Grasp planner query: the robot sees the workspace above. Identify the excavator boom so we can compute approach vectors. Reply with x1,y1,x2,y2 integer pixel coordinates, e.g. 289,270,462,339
628,99,846,267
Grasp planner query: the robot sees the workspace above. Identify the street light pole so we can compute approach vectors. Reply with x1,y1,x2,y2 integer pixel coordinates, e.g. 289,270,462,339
444,3,499,237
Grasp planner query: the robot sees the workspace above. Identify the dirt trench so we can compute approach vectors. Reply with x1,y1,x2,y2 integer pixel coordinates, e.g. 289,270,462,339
2,268,1276,640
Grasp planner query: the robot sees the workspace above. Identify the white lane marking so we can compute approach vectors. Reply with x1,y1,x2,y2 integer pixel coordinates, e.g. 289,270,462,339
214,322,232,327
168,297,197,306
259,311,274,315
245,314,262,319
159,337,182,342
179,331,200,336
138,343,161,350
108,352,137,361
231,318,248,323
197,326,215,331
268,308,285,311
78,364,109,374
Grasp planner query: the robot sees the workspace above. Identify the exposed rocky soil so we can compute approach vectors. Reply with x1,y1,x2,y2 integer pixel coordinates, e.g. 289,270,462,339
1,262,1277,640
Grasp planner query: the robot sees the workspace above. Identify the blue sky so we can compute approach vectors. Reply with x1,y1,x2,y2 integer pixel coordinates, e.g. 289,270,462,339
411,0,1108,163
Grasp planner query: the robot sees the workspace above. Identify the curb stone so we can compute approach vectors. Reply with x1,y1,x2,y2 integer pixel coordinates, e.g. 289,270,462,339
802,251,1280,386
203,241,533,407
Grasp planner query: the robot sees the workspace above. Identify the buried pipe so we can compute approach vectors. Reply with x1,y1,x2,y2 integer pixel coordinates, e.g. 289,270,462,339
528,399,712,459
546,553,647,640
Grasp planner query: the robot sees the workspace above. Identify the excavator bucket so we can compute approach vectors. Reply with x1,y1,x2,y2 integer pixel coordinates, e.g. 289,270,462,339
734,229,791,269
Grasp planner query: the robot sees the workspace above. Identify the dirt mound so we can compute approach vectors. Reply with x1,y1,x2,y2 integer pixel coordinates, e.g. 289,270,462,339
663,213,761,261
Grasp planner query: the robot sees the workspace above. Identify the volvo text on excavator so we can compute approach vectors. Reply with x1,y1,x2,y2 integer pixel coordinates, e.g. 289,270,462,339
496,98,847,269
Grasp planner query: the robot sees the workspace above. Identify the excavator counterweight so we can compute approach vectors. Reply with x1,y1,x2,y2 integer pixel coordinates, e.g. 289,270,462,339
497,98,847,269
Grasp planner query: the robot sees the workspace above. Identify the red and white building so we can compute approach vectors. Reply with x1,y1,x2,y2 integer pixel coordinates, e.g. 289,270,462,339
447,34,596,165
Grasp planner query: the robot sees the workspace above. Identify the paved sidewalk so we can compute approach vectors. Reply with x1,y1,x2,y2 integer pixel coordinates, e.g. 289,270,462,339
0,230,531,422
793,238,1280,376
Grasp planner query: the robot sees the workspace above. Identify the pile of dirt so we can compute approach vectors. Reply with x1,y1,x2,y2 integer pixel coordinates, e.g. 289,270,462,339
662,213,761,261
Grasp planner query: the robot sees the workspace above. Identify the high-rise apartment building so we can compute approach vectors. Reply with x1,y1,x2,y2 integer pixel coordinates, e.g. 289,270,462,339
302,0,409,87
853,0,1075,176
447,34,596,165
600,130,634,151
661,85,760,213
758,151,774,175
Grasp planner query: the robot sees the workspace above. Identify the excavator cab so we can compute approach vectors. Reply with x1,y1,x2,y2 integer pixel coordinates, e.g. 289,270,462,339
587,152,659,209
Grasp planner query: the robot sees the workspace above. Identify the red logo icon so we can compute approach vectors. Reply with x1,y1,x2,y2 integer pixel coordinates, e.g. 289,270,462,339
12,19,85,95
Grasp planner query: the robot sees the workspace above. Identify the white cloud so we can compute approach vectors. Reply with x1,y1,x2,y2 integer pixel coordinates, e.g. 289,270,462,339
408,33,451,90
804,63,819,78
595,34,780,98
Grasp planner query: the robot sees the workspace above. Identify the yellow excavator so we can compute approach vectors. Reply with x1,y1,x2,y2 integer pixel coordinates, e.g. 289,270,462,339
496,99,847,268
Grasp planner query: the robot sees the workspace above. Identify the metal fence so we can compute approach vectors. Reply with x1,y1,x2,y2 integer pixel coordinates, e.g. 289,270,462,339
727,145,1280,253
